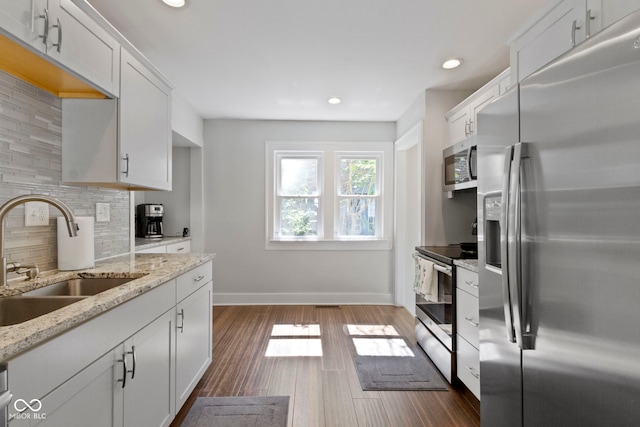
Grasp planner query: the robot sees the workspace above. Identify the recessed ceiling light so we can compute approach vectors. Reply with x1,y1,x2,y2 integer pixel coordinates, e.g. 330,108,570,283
442,58,463,69
162,0,185,7
327,97,342,105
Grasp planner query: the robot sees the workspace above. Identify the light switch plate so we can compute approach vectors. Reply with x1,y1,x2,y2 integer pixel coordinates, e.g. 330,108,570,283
96,203,110,222
25,202,49,226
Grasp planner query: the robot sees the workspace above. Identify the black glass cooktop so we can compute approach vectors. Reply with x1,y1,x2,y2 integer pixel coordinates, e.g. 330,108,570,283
415,245,477,265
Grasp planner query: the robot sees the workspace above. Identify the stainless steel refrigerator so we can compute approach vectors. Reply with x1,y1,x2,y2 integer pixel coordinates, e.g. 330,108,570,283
477,9,640,427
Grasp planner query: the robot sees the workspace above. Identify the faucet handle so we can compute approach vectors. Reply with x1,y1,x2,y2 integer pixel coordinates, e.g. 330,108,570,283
25,266,40,280
6,262,40,280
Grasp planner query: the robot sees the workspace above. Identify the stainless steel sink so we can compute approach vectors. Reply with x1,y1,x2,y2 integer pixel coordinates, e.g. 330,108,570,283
23,277,134,297
0,296,87,326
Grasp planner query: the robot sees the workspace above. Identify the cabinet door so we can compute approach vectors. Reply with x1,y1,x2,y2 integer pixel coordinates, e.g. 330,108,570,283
28,349,118,427
469,85,499,135
447,107,470,146
116,310,175,427
0,0,47,52
600,0,640,27
47,0,120,97
119,48,172,191
512,0,585,82
456,288,479,349
457,335,480,399
175,282,212,411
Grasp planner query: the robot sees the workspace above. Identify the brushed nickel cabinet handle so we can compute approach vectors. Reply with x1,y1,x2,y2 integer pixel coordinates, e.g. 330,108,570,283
117,353,128,388
122,154,129,177
177,309,185,333
466,365,479,379
571,19,581,46
464,316,479,327
39,9,49,45
52,18,62,52
127,346,136,380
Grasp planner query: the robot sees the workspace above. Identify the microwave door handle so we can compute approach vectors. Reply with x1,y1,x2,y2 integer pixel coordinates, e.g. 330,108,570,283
468,145,477,180
501,145,516,343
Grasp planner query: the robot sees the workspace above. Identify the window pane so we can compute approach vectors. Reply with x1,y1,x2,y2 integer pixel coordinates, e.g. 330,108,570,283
338,198,375,236
279,198,318,236
280,158,318,196
339,159,376,195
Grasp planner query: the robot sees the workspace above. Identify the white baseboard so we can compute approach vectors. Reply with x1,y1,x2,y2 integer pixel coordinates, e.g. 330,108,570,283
213,292,395,306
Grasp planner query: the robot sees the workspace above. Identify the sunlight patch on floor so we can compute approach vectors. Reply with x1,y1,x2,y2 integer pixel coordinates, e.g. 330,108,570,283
271,324,321,336
346,324,399,336
352,338,415,357
265,338,323,357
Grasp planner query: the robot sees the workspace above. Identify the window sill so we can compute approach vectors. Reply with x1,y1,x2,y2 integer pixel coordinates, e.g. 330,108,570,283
265,239,392,251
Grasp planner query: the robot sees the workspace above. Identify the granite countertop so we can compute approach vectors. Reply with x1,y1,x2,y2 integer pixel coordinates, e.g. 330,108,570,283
0,252,215,362
134,236,191,251
454,259,479,273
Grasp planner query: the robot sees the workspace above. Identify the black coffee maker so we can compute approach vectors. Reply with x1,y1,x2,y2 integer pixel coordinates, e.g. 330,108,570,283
136,204,164,239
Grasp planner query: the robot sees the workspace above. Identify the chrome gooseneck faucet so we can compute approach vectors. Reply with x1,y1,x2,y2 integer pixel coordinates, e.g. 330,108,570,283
0,195,78,287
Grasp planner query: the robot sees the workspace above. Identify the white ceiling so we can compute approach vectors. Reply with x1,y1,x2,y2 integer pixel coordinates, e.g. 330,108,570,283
86,0,547,122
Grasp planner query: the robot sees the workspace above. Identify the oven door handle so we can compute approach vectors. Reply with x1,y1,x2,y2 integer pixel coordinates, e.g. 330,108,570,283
433,264,452,276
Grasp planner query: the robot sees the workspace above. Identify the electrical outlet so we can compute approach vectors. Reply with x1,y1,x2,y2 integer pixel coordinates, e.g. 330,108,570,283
25,202,49,226
96,203,110,222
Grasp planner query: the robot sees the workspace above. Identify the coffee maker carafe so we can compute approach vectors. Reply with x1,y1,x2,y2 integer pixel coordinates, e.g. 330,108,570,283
136,204,164,239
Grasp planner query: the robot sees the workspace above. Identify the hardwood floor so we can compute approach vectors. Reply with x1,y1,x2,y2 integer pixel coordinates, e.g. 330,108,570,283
170,305,480,427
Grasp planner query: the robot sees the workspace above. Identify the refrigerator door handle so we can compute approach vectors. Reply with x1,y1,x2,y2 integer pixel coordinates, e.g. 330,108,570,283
507,142,534,350
501,145,516,343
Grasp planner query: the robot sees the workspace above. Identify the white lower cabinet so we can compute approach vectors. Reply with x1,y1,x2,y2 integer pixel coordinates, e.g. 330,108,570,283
115,310,175,427
7,261,213,426
33,350,116,427
176,282,212,410
455,266,480,400
32,310,174,427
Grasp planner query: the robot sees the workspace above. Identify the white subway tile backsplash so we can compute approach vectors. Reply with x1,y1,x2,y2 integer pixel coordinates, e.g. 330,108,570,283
0,70,130,272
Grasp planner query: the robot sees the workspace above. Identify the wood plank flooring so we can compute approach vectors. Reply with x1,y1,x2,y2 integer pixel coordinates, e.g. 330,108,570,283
170,305,480,427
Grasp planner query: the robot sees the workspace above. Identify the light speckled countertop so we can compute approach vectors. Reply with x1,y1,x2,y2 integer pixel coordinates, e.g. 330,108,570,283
0,252,215,362
134,236,191,251
454,259,479,272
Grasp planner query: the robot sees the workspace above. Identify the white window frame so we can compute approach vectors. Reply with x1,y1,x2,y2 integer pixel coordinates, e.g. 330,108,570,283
266,141,393,250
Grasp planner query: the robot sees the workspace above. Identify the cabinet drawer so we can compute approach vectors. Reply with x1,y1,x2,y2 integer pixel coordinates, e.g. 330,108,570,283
167,240,191,254
456,267,478,297
456,288,479,349
457,334,480,399
177,261,213,301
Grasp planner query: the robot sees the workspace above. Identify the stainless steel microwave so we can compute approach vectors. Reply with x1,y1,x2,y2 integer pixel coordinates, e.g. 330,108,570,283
443,139,477,192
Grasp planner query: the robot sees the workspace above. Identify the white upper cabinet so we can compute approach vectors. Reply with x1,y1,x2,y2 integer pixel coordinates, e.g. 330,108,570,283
510,0,640,83
0,0,120,97
445,69,508,147
47,0,120,96
0,0,48,53
62,50,173,191
119,48,172,190
600,0,640,27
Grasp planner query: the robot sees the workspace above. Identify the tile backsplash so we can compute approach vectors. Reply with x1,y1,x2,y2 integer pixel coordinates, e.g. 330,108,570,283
0,71,130,273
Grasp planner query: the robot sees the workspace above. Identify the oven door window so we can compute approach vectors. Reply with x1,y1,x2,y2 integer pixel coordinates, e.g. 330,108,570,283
415,266,453,341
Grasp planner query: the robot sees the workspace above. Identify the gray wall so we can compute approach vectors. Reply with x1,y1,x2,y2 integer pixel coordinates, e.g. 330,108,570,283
0,71,130,273
204,119,396,305
136,147,192,237
397,89,477,246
